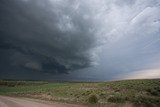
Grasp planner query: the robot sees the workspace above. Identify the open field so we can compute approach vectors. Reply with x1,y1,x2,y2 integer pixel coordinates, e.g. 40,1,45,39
0,79,160,107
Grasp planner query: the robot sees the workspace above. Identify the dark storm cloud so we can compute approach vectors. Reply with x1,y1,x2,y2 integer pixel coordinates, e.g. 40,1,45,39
0,0,100,74
1,0,160,81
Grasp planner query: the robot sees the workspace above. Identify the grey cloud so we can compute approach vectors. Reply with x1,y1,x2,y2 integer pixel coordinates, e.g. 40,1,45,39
70,0,160,81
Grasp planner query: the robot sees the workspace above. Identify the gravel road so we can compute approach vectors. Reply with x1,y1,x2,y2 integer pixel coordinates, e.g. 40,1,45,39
0,96,83,107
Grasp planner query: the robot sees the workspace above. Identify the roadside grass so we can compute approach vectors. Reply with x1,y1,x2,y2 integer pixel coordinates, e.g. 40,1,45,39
0,79,160,106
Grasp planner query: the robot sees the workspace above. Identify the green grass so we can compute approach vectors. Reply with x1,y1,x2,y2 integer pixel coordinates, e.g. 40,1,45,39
0,79,160,107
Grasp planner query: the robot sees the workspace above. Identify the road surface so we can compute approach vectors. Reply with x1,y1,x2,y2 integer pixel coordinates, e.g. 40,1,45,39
0,96,83,107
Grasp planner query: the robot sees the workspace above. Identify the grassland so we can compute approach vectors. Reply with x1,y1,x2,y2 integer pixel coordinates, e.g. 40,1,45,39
0,79,160,107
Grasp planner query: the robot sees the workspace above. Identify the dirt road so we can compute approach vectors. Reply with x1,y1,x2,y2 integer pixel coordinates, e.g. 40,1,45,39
0,96,83,107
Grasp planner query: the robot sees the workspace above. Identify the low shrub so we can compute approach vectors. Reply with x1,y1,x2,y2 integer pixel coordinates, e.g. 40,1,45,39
133,95,160,106
88,94,99,103
146,88,160,96
108,94,128,103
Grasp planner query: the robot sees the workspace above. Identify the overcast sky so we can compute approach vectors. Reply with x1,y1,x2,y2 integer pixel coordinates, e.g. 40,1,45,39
0,0,160,81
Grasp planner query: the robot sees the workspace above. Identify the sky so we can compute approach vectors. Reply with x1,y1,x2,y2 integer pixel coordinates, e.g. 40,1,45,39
0,0,160,81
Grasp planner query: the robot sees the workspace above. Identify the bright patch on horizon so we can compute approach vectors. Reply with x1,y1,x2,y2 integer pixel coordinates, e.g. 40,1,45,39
123,69,160,79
